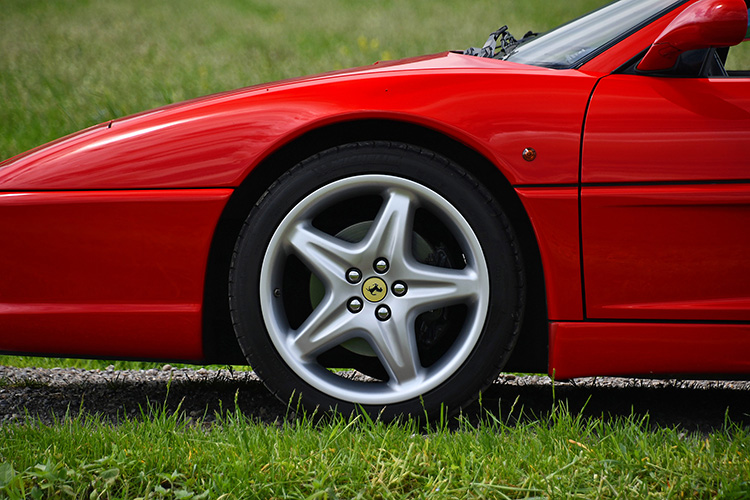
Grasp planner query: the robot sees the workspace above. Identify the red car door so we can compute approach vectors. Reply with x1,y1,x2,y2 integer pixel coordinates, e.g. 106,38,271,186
580,63,750,321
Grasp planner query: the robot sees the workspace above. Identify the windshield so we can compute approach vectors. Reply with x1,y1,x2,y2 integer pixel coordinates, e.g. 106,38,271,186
503,0,686,69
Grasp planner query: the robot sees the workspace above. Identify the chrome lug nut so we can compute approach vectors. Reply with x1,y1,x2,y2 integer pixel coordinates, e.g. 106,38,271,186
392,281,407,297
346,268,362,284
347,297,363,313
375,305,391,321
374,258,389,274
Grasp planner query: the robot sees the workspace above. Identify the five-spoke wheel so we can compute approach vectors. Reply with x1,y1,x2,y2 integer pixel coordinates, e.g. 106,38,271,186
229,142,524,418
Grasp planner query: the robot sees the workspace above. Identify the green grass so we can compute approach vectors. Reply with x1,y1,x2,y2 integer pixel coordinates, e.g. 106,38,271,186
0,356,167,371
0,355,251,372
0,0,609,162
1,403,749,499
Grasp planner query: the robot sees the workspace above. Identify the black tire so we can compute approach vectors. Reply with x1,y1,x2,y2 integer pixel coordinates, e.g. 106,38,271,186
229,141,525,419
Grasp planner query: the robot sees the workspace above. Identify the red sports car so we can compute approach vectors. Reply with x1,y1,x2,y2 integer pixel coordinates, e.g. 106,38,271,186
1,0,748,417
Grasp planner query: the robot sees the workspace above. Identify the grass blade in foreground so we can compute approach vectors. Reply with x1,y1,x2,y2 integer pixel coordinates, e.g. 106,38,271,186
1,403,749,499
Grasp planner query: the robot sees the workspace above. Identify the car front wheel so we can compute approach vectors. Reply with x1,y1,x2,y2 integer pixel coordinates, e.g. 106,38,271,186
229,142,525,418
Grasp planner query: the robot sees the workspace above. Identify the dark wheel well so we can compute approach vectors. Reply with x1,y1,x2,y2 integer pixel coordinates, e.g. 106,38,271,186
202,119,548,372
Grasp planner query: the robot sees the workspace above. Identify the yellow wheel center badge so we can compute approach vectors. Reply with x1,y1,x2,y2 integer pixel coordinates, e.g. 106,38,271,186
362,277,387,302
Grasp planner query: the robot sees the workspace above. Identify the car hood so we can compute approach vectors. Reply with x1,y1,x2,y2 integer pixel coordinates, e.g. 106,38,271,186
0,52,593,190
111,52,548,125
0,52,538,166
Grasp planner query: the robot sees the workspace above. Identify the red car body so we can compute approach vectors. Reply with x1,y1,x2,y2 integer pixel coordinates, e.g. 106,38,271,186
1,0,748,391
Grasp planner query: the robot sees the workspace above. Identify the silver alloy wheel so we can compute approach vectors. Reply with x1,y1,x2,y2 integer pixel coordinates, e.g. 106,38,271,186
258,174,490,404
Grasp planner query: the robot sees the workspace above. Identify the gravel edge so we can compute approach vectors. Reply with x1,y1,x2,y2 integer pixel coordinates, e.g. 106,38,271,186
1,365,749,429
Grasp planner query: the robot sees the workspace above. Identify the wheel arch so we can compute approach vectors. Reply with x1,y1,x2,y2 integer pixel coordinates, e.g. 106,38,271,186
202,119,548,372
